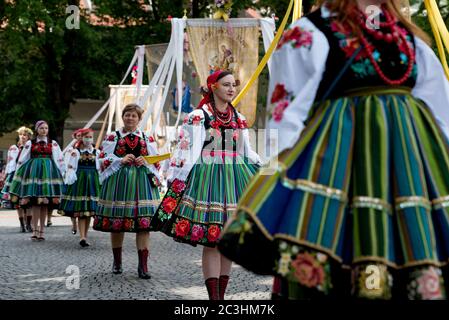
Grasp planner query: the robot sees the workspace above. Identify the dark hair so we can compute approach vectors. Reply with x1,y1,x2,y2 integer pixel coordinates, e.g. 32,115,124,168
122,103,143,120
216,71,233,82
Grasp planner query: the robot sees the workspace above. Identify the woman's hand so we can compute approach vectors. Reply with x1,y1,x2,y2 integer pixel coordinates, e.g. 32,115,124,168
135,156,146,167
121,154,135,165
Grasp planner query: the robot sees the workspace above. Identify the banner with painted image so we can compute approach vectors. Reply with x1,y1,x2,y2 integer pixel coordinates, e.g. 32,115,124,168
186,19,260,126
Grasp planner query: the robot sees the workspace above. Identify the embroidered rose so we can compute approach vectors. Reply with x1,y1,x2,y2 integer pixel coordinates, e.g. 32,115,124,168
124,219,133,230
175,219,190,237
271,84,288,104
277,26,313,50
99,151,105,158
112,219,122,230
149,136,155,143
103,159,111,168
272,100,290,122
236,118,247,129
290,252,325,288
210,120,220,129
107,134,115,141
190,225,204,242
140,140,146,147
102,218,110,229
179,129,185,139
140,148,148,156
179,139,190,150
191,115,201,125
162,197,177,213
118,139,126,147
171,180,186,193
116,148,126,156
170,159,177,167
230,121,238,129
139,218,150,229
207,225,221,243
416,267,443,300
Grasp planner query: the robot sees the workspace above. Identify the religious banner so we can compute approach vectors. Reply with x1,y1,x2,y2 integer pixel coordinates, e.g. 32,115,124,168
186,18,260,126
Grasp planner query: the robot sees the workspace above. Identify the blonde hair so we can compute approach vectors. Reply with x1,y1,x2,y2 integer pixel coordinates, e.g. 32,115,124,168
315,0,431,45
17,126,33,137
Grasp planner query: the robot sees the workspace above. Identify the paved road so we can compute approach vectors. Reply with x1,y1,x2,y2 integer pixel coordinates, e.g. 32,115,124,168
0,209,272,300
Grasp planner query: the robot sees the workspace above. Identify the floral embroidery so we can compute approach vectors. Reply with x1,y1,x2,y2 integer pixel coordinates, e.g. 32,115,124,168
274,241,332,293
162,197,177,213
207,225,221,243
175,219,190,237
94,216,152,232
190,225,205,242
269,84,295,123
171,180,186,193
407,266,445,300
277,26,313,50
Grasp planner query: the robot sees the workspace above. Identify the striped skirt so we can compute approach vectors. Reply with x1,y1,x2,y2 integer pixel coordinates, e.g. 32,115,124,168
151,155,259,247
219,88,449,299
8,158,63,202
59,166,100,218
1,172,14,201
93,165,160,233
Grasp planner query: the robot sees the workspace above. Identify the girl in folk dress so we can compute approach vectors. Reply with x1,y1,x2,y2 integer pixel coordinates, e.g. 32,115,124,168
219,0,449,299
9,121,65,241
1,126,33,232
60,129,100,247
151,70,261,300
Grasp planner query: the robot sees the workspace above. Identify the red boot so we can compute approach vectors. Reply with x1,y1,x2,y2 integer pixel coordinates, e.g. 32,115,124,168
205,278,220,300
218,275,229,300
112,247,123,274
137,248,151,279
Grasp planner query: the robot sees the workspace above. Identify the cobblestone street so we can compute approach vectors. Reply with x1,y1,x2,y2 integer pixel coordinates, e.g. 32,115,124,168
0,209,272,300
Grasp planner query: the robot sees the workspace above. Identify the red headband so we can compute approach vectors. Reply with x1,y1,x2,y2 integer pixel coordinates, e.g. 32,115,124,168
197,70,225,109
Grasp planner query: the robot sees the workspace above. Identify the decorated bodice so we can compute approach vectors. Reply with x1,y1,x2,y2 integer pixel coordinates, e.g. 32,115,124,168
31,140,53,158
201,105,247,154
113,131,148,158
306,9,417,99
77,149,97,168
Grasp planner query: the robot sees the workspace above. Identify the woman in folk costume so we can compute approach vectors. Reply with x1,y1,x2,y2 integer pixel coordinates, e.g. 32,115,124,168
9,120,65,241
219,0,449,299
59,128,100,247
1,126,33,232
93,104,161,279
150,70,261,300
62,128,84,234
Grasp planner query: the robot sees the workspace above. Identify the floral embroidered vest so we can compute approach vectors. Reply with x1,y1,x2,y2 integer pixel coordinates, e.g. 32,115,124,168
306,9,417,100
113,131,148,158
31,140,53,158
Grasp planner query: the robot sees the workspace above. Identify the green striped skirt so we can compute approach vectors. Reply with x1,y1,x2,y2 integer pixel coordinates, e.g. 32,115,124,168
8,157,63,202
93,165,160,233
219,88,449,299
59,166,100,218
151,155,259,247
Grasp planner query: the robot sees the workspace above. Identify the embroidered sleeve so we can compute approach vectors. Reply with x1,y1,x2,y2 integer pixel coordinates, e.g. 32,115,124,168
64,149,80,185
16,140,31,170
167,110,206,183
51,140,66,175
5,145,19,174
236,113,262,165
98,132,122,183
267,17,329,157
412,37,449,144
